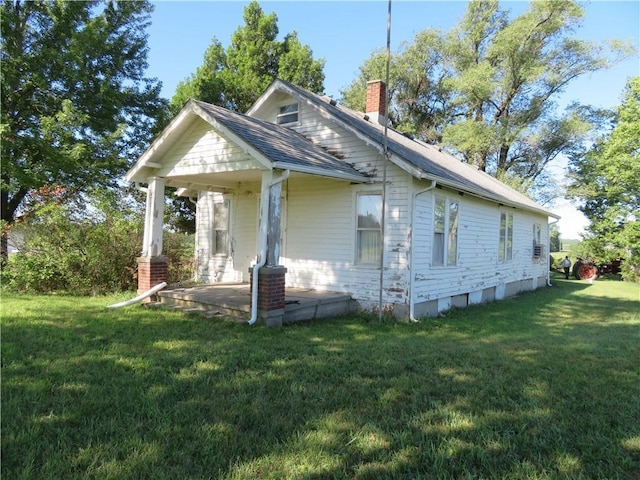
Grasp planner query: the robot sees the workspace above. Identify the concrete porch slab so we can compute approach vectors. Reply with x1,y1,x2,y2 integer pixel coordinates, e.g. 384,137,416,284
155,283,356,323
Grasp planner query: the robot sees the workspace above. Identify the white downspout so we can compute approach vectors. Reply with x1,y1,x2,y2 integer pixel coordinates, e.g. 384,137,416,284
409,179,437,322
248,169,290,325
107,282,167,308
547,217,560,286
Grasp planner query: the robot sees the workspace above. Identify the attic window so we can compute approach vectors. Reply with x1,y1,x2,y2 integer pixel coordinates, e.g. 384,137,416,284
277,103,298,125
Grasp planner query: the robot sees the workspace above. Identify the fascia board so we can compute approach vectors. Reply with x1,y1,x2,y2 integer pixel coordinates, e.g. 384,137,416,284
125,103,195,182
246,81,280,116
272,162,372,184
418,171,560,219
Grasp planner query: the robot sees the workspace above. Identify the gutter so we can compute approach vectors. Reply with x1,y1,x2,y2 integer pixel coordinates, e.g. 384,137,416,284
418,172,559,221
248,169,290,325
409,179,437,322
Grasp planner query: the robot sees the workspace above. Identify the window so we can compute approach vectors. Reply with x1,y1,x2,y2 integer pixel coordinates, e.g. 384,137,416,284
532,223,544,258
277,103,298,125
533,223,541,245
499,212,513,262
213,200,229,255
356,194,382,264
432,196,459,266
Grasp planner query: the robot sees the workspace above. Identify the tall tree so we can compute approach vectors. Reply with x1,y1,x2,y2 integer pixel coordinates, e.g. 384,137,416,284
170,0,325,115
341,0,632,201
1,0,165,259
567,77,640,281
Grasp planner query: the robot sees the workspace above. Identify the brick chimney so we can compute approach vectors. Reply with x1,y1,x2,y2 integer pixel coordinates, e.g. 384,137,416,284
365,80,387,124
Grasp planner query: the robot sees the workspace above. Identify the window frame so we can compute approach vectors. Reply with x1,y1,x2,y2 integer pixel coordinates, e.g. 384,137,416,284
212,199,230,257
355,192,382,265
432,195,459,267
499,211,514,262
276,102,299,125
532,223,544,259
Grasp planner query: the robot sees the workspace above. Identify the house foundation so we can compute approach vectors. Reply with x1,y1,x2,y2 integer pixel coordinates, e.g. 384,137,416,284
250,265,287,327
137,255,168,297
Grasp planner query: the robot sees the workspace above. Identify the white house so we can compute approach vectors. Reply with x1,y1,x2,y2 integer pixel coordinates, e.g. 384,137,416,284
125,79,558,324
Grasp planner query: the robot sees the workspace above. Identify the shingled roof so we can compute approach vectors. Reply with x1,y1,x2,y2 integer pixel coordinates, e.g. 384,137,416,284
258,79,557,218
191,100,370,183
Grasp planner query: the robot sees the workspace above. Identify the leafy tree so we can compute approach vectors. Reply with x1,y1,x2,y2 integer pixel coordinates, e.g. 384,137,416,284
550,223,561,252
170,39,227,113
567,77,640,281
0,0,166,260
341,0,632,201
170,0,325,115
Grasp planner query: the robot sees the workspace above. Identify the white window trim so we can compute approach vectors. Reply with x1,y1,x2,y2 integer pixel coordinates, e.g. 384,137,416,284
532,223,544,259
212,198,230,257
354,191,382,266
499,210,514,263
276,102,299,125
432,195,459,267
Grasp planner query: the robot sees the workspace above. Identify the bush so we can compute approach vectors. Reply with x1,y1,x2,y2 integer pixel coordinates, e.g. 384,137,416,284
3,190,197,294
164,231,195,285
4,194,144,294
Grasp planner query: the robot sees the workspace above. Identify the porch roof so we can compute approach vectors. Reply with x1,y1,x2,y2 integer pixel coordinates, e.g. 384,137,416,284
126,99,372,186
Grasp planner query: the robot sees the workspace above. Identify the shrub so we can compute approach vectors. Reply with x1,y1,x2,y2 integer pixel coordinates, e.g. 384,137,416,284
164,231,195,285
4,190,197,294
4,191,143,294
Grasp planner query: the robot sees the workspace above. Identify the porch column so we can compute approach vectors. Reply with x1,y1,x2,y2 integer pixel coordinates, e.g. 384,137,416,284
266,177,282,266
253,169,287,326
137,176,167,295
142,176,165,257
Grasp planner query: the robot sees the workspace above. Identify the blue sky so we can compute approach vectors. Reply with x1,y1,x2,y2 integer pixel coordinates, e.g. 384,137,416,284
145,1,639,237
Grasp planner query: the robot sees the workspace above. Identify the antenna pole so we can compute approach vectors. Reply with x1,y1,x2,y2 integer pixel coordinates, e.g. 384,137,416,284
378,0,391,322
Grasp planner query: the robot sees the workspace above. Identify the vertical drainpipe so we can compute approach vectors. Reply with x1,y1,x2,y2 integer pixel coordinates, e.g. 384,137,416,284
409,179,437,322
248,169,290,325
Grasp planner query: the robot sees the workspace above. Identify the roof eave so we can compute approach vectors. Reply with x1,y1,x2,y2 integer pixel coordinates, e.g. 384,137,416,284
418,172,559,219
272,162,372,184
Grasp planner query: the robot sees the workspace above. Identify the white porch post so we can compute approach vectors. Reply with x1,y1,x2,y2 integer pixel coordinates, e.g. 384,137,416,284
137,176,167,296
249,169,288,326
142,176,165,257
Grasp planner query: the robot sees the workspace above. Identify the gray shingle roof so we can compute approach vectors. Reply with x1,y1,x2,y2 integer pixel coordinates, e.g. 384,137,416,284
192,100,371,183
273,79,556,217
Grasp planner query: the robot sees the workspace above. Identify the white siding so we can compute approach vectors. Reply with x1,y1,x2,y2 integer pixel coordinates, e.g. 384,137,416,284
158,118,260,178
411,186,549,311
281,167,412,309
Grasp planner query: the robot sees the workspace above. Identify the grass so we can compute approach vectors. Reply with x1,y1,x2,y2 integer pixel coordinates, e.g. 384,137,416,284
2,276,639,480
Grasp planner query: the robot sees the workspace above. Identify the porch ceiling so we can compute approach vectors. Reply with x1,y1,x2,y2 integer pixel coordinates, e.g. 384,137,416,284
166,169,362,196
166,169,264,194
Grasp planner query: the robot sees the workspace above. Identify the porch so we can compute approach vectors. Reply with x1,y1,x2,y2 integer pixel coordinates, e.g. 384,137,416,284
153,283,357,324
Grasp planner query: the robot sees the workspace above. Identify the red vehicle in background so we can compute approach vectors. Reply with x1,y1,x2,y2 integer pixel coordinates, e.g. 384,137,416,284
572,257,623,280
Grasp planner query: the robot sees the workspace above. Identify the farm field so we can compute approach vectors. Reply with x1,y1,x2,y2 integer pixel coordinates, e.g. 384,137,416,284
2,275,639,479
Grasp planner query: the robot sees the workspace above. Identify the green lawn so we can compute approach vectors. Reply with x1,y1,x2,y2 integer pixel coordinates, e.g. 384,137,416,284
2,276,639,479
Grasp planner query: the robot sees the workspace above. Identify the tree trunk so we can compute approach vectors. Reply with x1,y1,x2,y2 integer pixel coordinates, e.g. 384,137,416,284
497,143,510,176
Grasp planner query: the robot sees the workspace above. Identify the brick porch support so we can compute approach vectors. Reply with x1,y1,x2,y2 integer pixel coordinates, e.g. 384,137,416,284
137,255,168,298
250,265,287,327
